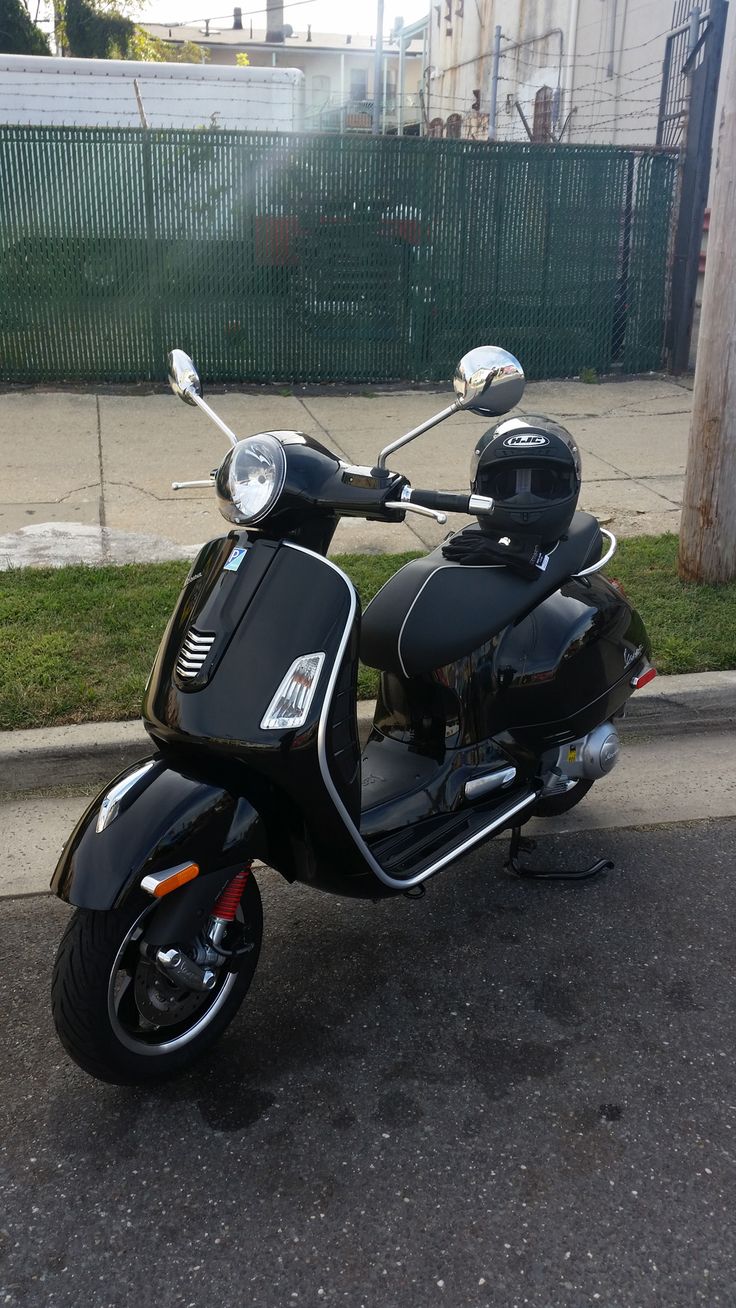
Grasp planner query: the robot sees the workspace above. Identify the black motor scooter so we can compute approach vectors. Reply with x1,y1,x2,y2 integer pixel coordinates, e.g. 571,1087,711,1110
51,345,654,1085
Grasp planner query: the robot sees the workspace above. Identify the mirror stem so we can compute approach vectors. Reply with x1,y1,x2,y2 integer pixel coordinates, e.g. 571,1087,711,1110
376,400,461,469
187,390,239,448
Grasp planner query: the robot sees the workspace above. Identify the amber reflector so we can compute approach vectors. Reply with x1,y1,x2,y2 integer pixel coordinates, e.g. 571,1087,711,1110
141,862,200,898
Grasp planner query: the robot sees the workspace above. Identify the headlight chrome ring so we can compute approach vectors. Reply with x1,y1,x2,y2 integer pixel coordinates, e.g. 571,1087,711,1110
215,433,287,525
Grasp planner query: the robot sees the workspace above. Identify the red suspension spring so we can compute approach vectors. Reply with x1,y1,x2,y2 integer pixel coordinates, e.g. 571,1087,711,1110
212,865,251,922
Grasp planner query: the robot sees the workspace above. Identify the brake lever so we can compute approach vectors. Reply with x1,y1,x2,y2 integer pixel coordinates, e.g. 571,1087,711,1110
385,500,447,525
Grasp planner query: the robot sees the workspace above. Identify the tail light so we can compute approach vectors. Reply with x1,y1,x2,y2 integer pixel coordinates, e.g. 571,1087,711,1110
631,666,657,690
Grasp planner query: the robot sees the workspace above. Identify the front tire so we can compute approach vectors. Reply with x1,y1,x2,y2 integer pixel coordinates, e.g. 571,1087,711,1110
51,874,262,1085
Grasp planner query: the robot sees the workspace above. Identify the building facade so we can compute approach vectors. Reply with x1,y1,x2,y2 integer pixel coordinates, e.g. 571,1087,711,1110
142,16,425,134
424,0,675,144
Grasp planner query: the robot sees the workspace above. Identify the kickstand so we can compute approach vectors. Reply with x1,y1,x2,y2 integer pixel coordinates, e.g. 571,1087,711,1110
505,826,613,882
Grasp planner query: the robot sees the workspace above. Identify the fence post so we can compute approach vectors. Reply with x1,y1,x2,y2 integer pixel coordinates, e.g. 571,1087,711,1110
487,25,502,142
667,0,728,372
656,36,674,145
140,129,165,382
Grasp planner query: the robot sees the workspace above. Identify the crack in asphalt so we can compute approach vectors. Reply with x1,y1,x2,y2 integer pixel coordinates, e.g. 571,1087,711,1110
535,391,692,421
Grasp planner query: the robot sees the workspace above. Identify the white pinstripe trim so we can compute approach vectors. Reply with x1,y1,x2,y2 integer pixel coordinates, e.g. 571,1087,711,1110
283,542,534,891
396,562,503,679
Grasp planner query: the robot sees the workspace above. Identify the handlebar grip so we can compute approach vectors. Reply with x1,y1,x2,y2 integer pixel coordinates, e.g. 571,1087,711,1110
408,488,472,514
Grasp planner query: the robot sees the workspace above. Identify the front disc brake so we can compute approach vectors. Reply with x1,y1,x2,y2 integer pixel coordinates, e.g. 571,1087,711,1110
133,959,210,1027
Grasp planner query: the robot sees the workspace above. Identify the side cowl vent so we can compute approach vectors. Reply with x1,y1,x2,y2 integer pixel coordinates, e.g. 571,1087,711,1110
175,627,216,681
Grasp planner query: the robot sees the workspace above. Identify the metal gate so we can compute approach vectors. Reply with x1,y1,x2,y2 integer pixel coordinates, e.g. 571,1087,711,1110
659,0,728,369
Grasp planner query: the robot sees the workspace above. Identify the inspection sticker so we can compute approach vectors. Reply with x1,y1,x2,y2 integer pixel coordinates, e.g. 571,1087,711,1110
223,547,248,573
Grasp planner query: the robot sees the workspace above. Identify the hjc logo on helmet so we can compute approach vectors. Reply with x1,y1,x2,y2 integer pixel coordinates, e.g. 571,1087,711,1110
502,433,550,448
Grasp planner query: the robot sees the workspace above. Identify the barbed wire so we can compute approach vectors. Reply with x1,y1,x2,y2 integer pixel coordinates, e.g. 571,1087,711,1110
501,53,669,98
499,21,676,65
423,85,662,106
0,86,664,113
2,74,663,110
574,0,675,39
151,0,320,26
502,50,665,86
0,64,668,144
503,58,664,88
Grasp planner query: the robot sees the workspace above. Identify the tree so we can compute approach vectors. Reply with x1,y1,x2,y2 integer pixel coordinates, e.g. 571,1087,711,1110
62,0,208,62
63,0,132,58
109,27,209,62
0,0,51,54
678,12,736,583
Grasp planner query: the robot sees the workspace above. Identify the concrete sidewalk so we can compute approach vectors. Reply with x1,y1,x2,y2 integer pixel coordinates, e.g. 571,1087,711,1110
3,704,736,898
2,671,734,799
0,374,693,566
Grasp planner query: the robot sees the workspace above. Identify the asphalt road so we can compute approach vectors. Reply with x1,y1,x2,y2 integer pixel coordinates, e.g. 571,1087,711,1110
2,819,735,1308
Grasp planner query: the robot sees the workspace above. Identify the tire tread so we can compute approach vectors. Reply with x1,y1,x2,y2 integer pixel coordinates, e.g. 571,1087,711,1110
52,878,262,1085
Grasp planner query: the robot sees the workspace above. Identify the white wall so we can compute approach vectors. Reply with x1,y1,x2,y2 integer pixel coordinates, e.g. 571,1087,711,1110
568,0,673,145
0,54,305,131
426,0,676,145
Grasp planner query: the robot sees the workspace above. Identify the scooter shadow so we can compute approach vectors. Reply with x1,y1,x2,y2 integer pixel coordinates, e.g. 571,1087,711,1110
164,829,625,1133
46,826,635,1156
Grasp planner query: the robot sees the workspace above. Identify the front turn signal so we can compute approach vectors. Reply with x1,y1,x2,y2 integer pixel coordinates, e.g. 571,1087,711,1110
141,862,200,898
260,652,326,730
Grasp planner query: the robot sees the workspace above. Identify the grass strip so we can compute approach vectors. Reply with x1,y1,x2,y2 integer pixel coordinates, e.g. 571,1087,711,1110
1,534,735,732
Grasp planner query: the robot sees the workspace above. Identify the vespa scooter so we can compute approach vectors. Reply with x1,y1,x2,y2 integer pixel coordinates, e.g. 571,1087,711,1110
50,345,654,1084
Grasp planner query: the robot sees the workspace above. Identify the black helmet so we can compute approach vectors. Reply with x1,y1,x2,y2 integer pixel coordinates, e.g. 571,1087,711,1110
470,414,582,544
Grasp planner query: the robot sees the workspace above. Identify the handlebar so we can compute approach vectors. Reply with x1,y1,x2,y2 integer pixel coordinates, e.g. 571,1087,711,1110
402,487,495,516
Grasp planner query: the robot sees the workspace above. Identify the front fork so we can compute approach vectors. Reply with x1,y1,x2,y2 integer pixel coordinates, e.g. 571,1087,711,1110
143,865,254,994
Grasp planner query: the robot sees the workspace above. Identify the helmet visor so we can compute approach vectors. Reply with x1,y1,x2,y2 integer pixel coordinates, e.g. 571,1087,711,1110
483,460,576,504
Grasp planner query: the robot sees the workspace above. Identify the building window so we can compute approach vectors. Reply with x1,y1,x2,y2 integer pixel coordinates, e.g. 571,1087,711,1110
532,85,553,142
350,69,368,101
428,117,444,138
446,112,462,138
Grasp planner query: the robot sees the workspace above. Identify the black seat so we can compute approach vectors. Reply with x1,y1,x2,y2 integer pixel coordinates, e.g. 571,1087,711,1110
360,512,602,677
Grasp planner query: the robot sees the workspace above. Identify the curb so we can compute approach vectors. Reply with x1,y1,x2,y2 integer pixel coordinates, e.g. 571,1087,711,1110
1,672,734,796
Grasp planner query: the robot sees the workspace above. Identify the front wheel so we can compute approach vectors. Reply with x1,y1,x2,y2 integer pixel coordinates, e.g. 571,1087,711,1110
51,874,262,1085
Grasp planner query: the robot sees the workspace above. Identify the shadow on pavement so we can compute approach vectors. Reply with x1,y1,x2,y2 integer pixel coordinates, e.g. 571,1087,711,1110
2,820,735,1307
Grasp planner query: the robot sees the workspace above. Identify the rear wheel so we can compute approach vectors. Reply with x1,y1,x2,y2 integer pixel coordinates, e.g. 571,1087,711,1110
51,874,262,1085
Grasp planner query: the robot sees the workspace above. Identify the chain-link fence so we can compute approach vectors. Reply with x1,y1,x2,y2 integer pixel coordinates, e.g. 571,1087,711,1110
0,126,679,384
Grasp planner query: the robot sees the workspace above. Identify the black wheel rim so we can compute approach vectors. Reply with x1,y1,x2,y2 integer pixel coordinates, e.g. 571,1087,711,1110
107,905,240,1057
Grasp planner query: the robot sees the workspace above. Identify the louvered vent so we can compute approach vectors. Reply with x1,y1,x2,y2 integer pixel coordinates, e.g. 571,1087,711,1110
175,628,215,681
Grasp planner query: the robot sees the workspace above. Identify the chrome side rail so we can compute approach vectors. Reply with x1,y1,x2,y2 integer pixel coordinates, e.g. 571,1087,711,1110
573,528,617,578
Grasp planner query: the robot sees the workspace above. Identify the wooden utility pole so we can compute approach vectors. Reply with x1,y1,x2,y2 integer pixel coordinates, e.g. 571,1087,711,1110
678,8,736,583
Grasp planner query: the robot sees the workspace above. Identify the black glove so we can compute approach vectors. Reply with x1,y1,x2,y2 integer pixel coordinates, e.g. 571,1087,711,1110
442,532,551,580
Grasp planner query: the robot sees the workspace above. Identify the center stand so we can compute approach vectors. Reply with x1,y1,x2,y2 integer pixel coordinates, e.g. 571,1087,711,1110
505,826,613,881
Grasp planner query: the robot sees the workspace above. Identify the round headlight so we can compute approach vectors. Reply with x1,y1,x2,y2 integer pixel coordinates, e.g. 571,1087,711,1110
216,434,287,525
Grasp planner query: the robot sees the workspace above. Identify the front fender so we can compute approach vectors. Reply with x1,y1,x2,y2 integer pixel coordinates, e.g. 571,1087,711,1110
51,753,268,911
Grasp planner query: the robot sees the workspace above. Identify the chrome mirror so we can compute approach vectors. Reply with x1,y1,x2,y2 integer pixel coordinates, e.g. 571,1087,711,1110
167,350,202,406
166,347,238,447
453,346,525,416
